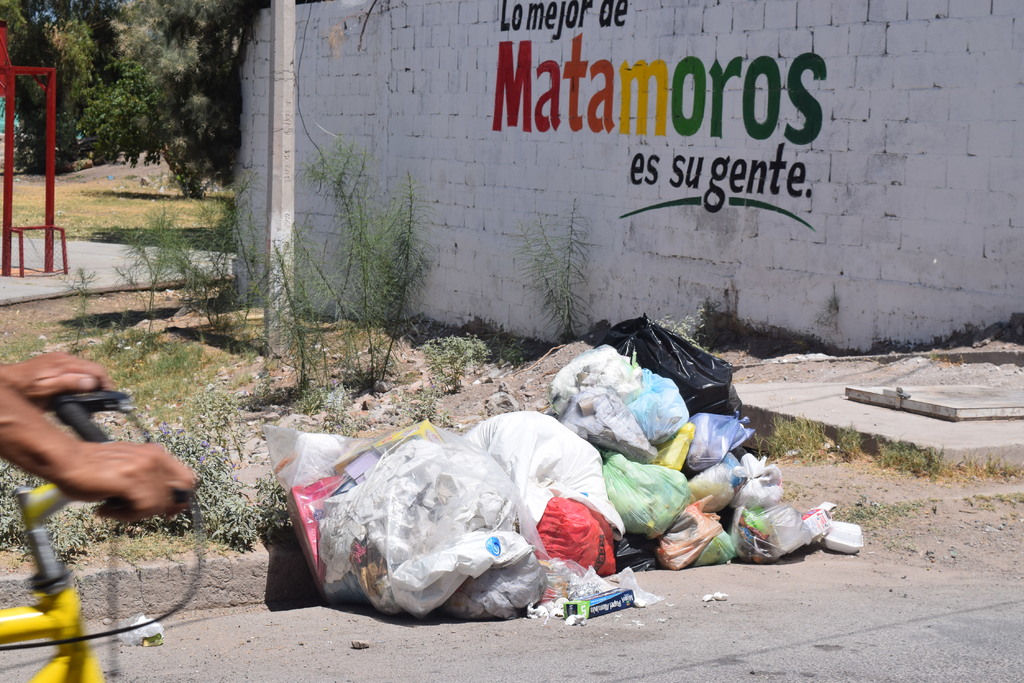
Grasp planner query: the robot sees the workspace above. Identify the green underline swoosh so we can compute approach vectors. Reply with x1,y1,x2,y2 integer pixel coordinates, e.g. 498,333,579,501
619,196,701,219
619,196,816,232
728,197,816,231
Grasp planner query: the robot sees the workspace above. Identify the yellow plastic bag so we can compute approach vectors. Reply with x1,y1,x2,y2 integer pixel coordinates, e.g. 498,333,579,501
651,423,695,471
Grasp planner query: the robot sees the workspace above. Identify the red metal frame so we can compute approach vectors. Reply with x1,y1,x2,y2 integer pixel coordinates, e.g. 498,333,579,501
0,20,67,277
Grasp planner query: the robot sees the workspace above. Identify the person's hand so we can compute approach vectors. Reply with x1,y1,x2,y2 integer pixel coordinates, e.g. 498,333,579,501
52,441,198,522
0,352,114,408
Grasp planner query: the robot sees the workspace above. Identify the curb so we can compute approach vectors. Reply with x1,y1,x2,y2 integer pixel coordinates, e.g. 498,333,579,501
0,543,322,621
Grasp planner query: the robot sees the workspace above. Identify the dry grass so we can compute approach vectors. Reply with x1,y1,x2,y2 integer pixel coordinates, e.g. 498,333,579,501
2,169,230,243
761,415,1024,482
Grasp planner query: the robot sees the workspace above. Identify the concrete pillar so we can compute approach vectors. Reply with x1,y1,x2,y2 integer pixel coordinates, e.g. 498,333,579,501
265,0,296,355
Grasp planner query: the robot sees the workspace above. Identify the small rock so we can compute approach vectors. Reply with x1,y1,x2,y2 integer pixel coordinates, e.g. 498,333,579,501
278,414,316,430
350,640,371,650
485,391,520,416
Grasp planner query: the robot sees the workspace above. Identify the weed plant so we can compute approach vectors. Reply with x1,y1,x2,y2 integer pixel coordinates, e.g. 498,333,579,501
299,140,432,388
657,299,723,351
515,200,591,342
229,138,433,396
66,268,98,351
422,335,489,393
186,389,245,458
877,440,945,478
758,416,847,463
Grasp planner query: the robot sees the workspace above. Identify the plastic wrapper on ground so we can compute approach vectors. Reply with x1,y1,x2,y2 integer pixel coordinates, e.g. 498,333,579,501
602,452,691,538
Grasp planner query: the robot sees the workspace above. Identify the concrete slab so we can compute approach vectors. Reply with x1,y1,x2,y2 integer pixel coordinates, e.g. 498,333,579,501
846,385,1024,421
0,240,134,304
737,382,1024,465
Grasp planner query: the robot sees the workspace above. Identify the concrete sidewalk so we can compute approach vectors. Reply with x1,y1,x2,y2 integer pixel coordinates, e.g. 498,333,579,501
738,382,1024,465
0,239,133,303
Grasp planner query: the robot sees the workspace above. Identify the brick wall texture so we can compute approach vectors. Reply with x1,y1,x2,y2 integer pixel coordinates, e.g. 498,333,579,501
238,0,1023,350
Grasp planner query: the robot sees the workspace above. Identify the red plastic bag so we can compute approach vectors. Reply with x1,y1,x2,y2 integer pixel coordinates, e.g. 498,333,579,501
537,498,616,577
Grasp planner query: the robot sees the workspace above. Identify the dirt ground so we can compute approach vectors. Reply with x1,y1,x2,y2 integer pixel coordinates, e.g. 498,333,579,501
2,289,1023,584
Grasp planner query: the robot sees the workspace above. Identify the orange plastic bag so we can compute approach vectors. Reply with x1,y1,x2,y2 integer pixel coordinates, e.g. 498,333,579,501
656,497,723,570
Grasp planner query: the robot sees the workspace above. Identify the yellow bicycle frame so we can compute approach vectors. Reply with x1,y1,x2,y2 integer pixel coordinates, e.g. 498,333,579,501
0,483,104,682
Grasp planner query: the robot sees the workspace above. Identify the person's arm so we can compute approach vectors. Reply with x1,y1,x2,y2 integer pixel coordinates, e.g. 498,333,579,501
0,385,196,522
0,352,113,407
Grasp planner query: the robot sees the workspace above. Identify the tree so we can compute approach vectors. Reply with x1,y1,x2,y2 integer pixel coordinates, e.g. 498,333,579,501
1,0,121,172
112,0,259,198
79,59,163,167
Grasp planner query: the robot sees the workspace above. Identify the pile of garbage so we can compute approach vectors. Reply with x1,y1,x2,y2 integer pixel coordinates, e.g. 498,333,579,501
266,315,862,622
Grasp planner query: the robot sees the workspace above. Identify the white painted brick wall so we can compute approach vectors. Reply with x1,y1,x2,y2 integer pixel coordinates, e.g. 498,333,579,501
237,0,1023,350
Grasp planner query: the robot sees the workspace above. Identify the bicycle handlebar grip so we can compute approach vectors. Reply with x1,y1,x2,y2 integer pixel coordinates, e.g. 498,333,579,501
52,399,112,443
51,391,133,443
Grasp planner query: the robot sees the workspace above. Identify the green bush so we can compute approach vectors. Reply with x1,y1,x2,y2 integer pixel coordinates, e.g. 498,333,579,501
422,335,489,393
0,426,264,563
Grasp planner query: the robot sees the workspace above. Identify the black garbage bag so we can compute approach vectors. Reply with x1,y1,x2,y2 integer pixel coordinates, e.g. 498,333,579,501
604,314,740,416
614,533,660,572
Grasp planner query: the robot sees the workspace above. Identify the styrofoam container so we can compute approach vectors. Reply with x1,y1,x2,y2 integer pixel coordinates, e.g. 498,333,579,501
823,521,863,554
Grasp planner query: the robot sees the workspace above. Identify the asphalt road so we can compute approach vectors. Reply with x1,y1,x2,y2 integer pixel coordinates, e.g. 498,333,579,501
4,550,1022,682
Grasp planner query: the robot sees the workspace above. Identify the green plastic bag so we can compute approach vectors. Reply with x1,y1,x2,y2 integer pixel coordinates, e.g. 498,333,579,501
692,529,737,567
602,452,691,538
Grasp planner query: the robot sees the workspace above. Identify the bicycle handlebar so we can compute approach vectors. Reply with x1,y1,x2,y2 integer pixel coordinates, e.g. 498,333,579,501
51,391,131,443
50,390,190,508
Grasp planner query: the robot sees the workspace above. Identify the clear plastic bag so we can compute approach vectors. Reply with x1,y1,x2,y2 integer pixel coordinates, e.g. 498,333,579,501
549,345,643,416
557,387,657,463
627,368,690,446
270,421,540,618
684,412,755,475
687,451,746,512
731,504,813,564
602,452,691,538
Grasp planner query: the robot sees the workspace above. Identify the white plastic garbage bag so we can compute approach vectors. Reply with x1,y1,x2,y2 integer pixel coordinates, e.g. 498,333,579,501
730,453,784,509
465,411,624,537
